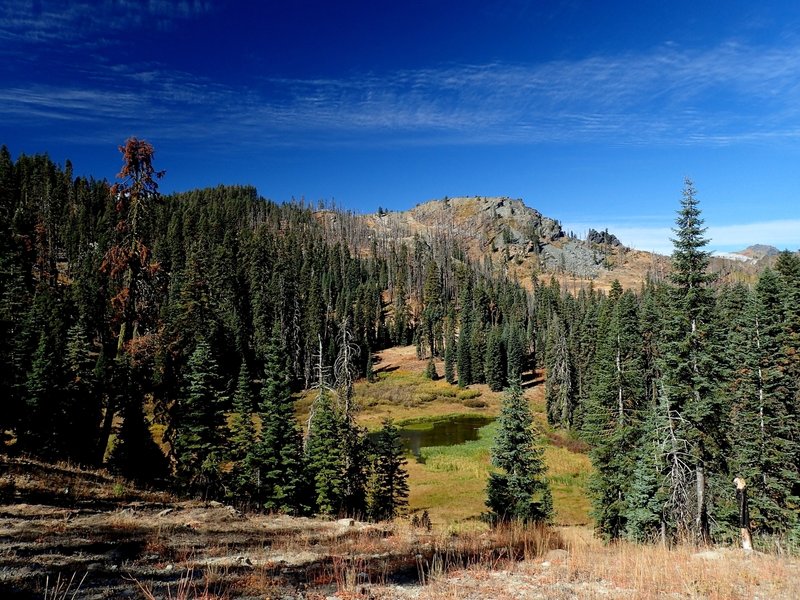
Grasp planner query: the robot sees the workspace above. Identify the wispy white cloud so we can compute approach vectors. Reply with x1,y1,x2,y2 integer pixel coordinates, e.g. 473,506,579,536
6,38,800,149
190,40,800,146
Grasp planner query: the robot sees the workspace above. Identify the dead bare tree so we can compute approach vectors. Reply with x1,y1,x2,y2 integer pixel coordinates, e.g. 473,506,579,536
304,335,333,448
334,317,360,415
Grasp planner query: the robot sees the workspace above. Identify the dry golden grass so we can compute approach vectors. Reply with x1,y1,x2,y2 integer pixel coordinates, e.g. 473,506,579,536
555,537,800,599
296,346,506,431
4,457,797,600
408,530,800,600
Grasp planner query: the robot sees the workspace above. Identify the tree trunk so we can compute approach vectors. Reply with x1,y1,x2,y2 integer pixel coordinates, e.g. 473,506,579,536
696,461,710,544
734,477,753,552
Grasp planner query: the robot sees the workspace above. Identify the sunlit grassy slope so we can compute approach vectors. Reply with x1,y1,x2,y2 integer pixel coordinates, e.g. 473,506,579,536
305,345,593,527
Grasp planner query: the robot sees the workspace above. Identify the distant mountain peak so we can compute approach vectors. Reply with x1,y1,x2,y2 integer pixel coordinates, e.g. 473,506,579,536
737,244,780,259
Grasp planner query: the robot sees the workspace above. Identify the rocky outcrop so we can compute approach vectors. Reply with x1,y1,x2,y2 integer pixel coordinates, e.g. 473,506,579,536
541,240,605,278
587,228,623,248
408,196,565,245
362,195,635,286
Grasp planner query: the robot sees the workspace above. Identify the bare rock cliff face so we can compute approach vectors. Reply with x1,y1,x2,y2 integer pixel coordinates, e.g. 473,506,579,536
407,196,564,246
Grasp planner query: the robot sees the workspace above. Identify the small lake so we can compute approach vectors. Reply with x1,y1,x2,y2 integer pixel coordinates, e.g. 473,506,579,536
372,414,494,461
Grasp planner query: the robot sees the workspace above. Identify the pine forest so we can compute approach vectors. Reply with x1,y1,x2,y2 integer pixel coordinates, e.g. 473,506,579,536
1,139,799,550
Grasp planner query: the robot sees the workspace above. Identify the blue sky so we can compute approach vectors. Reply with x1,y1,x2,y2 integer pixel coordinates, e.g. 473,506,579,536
2,1,800,254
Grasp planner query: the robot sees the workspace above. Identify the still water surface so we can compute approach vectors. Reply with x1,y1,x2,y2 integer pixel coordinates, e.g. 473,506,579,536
393,414,494,460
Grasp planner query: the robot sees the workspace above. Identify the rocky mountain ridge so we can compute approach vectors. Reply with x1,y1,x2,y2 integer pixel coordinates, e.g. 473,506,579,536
334,195,789,291
364,196,655,291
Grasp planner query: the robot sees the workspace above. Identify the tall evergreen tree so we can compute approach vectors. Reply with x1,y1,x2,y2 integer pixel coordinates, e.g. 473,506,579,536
306,390,347,515
485,326,506,392
661,179,723,543
63,321,101,464
367,419,409,522
252,329,309,514
457,268,474,387
773,251,800,480
172,339,226,496
421,260,443,357
23,328,63,458
227,360,257,502
505,322,527,384
98,138,165,464
584,289,646,539
470,320,487,385
486,381,552,523
444,308,457,384
334,318,369,515
108,353,168,482
727,270,800,533
625,386,670,542
545,314,575,428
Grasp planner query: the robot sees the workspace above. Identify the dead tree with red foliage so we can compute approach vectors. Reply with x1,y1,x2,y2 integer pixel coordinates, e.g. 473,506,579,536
102,137,165,353
97,138,166,467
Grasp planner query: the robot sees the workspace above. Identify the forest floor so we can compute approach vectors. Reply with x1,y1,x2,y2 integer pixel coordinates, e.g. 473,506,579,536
2,349,799,598
1,458,798,599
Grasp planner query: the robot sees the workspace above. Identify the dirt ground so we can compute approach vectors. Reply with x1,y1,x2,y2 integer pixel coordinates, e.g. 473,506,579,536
2,455,798,599
0,455,558,599
0,459,411,598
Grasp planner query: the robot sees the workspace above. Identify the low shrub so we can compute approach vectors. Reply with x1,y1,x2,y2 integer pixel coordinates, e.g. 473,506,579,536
457,389,482,401
462,398,488,409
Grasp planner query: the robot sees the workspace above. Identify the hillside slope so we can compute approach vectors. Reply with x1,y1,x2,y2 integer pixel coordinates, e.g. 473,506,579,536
360,196,664,291
360,195,793,291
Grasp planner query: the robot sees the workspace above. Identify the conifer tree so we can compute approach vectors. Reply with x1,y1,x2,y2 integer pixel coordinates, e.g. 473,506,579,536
109,353,168,482
0,146,25,446
23,329,63,458
252,326,308,513
227,360,257,502
63,321,101,464
98,138,165,464
486,381,552,523
584,289,646,539
774,251,800,473
421,260,443,357
457,268,474,387
727,270,800,533
485,326,506,392
505,322,527,384
334,318,369,515
424,357,439,380
625,388,670,542
366,350,376,382
173,339,226,496
661,179,723,543
339,417,370,516
470,320,487,384
367,419,409,521
305,320,369,517
444,309,457,384
545,314,574,428
306,390,347,515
